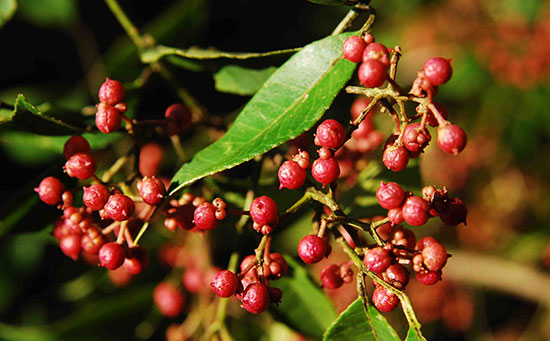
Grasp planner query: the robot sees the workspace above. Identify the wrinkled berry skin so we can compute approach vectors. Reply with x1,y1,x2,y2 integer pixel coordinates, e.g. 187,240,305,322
137,176,166,205
96,104,122,133
278,160,306,190
320,264,344,289
211,270,240,298
364,247,391,273
362,42,390,68
311,158,340,187
83,184,110,211
99,78,125,105
35,176,65,206
81,227,105,254
298,235,329,264
423,57,452,86
154,282,185,318
376,182,405,210
422,242,448,272
98,242,126,270
402,123,431,153
65,153,97,179
401,196,430,226
104,194,135,221
193,202,219,230
241,283,270,314
383,145,409,172
358,59,387,88
250,196,278,226
438,124,467,155
165,103,192,136
63,136,91,160
315,119,346,149
372,287,399,312
384,264,410,289
343,35,367,63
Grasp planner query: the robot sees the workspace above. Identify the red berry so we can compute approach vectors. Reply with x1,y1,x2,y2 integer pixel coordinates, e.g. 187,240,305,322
278,160,306,190
154,282,185,318
437,124,467,155
415,270,442,285
139,143,164,177
211,270,240,298
363,247,391,273
95,103,122,133
250,196,278,226
401,196,430,226
59,234,81,261
376,181,405,209
358,59,387,88
422,242,448,272
98,242,126,270
383,145,409,172
104,194,135,221
98,78,125,105
426,102,448,127
268,287,283,304
343,36,367,63
63,136,91,160
439,197,467,226
292,149,310,169
82,184,110,211
80,227,105,254
388,207,404,225
372,287,399,312
182,267,204,293
193,202,219,230
165,103,192,136
415,236,438,251
384,264,410,289
320,264,344,289
363,33,374,44
362,42,390,68
297,235,329,264
402,123,431,153
123,246,149,275
65,152,97,179
35,176,65,206
137,176,166,205
350,97,374,120
268,253,288,279
241,282,270,314
423,57,452,86
314,119,346,149
311,157,340,187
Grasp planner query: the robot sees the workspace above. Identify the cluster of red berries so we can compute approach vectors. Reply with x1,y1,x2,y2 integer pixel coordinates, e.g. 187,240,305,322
343,33,390,88
96,78,127,133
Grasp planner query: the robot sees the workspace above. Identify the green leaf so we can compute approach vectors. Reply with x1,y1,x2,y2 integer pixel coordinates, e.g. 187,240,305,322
1,94,85,135
17,0,76,28
307,0,359,6
270,256,337,339
323,299,400,341
214,65,277,96
406,326,427,341
0,0,17,29
169,33,357,193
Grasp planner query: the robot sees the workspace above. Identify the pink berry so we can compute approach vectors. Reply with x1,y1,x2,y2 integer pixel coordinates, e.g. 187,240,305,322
104,194,135,221
314,119,346,149
250,196,278,226
362,42,390,68
439,197,467,226
193,202,219,230
311,157,340,187
82,184,110,211
401,196,430,226
154,282,185,318
320,264,344,289
423,57,453,86
98,242,126,270
241,283,270,314
387,207,404,225
63,136,91,160
59,234,81,261
376,181,405,209
278,160,306,190
383,145,409,172
422,242,448,272
363,247,391,273
372,287,399,312
437,124,467,155
402,123,431,153
35,176,65,206
415,270,442,285
123,246,149,275
80,227,105,254
95,103,122,133
297,235,329,264
65,152,97,179
137,176,166,205
343,36,367,63
211,270,240,298
358,59,387,88
165,103,192,136
98,78,125,105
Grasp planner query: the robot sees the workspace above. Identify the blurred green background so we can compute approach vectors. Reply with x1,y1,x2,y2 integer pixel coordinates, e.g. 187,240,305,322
0,0,549,340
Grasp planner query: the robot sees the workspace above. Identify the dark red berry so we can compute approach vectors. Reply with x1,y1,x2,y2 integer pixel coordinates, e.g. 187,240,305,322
343,36,367,63
35,176,65,206
98,78,125,105
402,123,431,153
320,264,344,289
426,102,448,127
63,136,91,160
376,181,405,209
415,270,442,285
358,59,387,88
95,103,122,133
383,145,409,172
65,152,97,179
278,160,306,190
250,196,278,226
362,42,390,68
165,103,192,136
311,157,340,187
268,253,288,279
402,196,430,226
364,247,391,273
297,235,329,264
154,282,185,318
372,287,399,312
314,119,346,149
384,264,410,289
437,124,467,155
193,202,219,230
98,242,126,270
59,234,81,261
422,242,447,272
211,270,240,298
439,197,467,226
139,143,164,177
268,287,283,304
83,184,110,211
123,246,149,275
137,176,166,205
241,282,270,314
423,57,452,86
80,227,105,254
104,194,135,221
